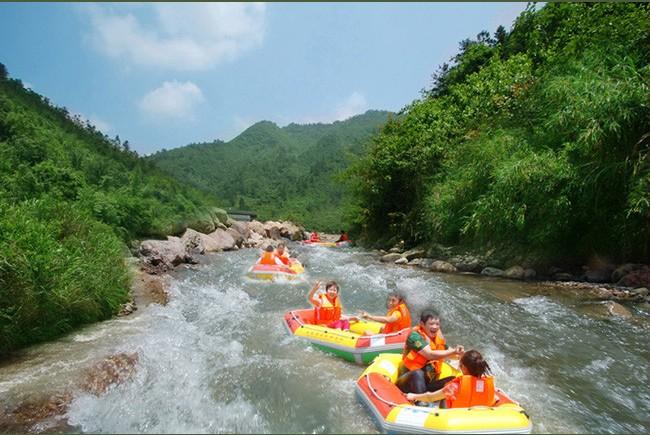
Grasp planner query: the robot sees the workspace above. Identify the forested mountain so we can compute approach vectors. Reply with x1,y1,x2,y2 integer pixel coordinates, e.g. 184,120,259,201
0,65,222,354
149,110,392,230
350,3,650,266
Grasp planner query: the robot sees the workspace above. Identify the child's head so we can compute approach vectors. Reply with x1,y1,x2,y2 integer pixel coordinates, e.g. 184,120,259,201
460,350,491,377
386,291,405,309
265,245,274,252
276,242,286,252
325,281,339,298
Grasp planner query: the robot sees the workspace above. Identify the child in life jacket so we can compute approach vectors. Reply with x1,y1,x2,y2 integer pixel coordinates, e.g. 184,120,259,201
358,291,412,335
406,349,495,409
257,245,284,266
309,231,321,242
307,280,358,330
273,242,291,265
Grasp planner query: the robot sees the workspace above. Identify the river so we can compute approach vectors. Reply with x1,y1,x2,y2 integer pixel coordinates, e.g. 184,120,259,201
1,243,648,433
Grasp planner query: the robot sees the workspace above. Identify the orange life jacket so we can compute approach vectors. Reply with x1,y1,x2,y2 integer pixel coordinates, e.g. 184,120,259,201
310,233,320,242
446,375,495,408
338,234,349,242
402,325,446,373
274,251,290,265
384,303,412,334
259,251,277,265
314,293,342,323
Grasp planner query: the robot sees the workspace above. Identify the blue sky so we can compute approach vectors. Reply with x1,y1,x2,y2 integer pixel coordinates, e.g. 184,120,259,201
0,2,527,154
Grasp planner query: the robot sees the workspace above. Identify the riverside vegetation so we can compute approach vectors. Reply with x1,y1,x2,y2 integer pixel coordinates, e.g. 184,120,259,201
0,67,225,355
348,3,650,270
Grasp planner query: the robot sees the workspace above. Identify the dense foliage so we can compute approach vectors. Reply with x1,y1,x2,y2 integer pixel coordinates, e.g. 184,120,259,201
149,111,391,231
0,70,222,354
350,3,650,265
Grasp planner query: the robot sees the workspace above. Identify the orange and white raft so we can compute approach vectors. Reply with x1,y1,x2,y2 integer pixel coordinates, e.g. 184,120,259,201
283,308,409,364
356,353,532,434
247,259,304,281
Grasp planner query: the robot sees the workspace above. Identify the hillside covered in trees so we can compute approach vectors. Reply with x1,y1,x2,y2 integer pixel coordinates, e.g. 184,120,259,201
349,3,650,266
0,66,223,354
149,110,391,231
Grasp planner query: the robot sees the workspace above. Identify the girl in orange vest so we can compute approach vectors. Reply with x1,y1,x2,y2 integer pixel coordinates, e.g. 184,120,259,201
358,292,412,335
257,245,284,266
406,350,496,409
307,281,357,330
309,231,321,242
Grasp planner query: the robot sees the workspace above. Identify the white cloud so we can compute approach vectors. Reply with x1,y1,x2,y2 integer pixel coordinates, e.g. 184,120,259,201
70,111,112,134
84,3,266,71
139,80,205,120
332,92,369,122
299,91,369,124
86,115,112,134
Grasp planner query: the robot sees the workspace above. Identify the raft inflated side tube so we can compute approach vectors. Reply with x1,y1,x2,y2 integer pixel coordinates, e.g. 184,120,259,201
356,354,532,434
247,259,305,281
283,308,410,364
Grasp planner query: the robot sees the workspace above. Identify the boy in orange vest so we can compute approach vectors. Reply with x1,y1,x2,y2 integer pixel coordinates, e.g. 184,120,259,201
397,310,464,395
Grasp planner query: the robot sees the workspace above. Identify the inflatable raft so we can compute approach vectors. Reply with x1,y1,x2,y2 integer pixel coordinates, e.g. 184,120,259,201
356,354,532,434
247,260,304,281
283,308,409,364
302,240,351,247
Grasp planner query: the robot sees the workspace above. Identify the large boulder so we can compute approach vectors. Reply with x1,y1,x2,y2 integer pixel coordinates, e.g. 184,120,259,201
263,221,283,239
395,257,409,265
616,267,650,288
279,221,304,241
139,237,194,272
230,221,251,239
430,261,457,273
207,229,237,251
244,231,265,248
409,258,434,269
403,248,426,261
504,265,525,280
248,220,267,236
481,267,505,278
450,255,485,273
186,211,216,234
181,228,223,254
209,207,229,226
381,253,403,263
226,227,245,247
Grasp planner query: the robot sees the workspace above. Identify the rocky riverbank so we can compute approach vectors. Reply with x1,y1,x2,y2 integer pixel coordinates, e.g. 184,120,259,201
377,242,650,309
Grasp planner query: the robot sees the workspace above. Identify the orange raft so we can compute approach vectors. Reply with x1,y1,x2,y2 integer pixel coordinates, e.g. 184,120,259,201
283,308,409,364
247,259,305,281
356,353,532,434
301,240,352,247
